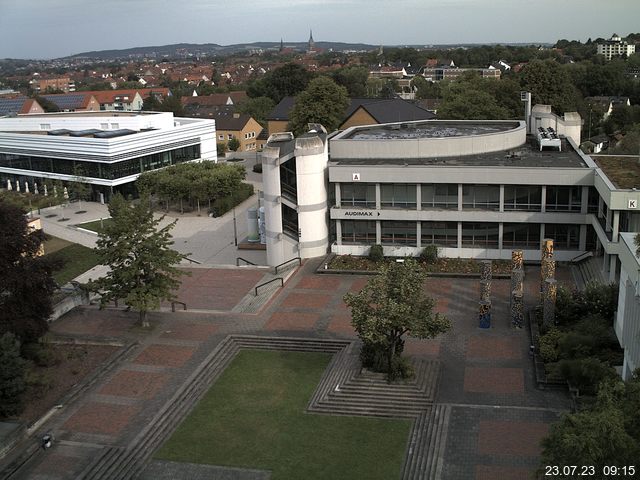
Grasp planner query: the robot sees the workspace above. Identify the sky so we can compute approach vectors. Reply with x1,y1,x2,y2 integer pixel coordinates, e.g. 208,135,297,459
0,0,639,59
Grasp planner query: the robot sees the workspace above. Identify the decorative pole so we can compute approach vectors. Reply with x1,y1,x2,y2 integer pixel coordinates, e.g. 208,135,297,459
543,278,557,327
540,238,554,304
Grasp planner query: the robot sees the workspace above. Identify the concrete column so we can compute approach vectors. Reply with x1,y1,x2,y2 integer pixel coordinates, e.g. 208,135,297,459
416,184,421,211
579,224,587,251
376,220,381,245
416,222,422,248
499,185,505,213
375,183,381,210
336,220,342,246
606,207,612,232
581,185,589,214
612,211,620,242
541,185,547,213
458,184,463,211
498,223,504,251
457,222,463,249
335,183,341,207
540,224,545,248
609,255,617,283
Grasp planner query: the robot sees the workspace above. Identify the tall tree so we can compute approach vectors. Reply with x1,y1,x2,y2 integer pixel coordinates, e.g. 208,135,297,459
519,59,581,113
237,96,275,128
330,66,369,97
343,259,451,380
0,333,27,418
247,63,314,103
288,76,349,135
90,194,187,327
0,200,57,345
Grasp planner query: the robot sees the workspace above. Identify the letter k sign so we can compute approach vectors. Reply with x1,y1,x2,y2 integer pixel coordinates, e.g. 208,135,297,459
629,199,638,209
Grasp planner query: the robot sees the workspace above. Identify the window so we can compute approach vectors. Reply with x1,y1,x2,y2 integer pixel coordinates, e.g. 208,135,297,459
544,224,579,249
504,186,542,211
422,184,457,209
421,221,457,246
502,223,540,248
462,185,499,210
341,183,376,208
218,134,224,140
546,186,581,212
280,158,297,201
381,221,416,245
282,204,298,239
342,220,376,244
100,123,108,129
110,123,119,129
461,223,499,248
228,134,233,140
40,124,51,130
381,183,416,208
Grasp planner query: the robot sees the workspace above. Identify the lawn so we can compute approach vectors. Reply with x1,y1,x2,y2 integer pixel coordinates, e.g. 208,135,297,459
43,236,101,285
75,218,112,234
155,350,411,479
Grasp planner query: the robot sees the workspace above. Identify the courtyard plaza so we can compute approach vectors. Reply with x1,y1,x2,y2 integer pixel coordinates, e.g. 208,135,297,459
5,258,573,480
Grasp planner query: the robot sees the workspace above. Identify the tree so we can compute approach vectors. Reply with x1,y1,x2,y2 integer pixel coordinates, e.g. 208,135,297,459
519,59,581,113
70,166,92,209
0,333,27,418
288,76,349,135
330,66,369,97
0,200,57,345
247,63,314,103
343,259,451,380
237,96,275,128
90,194,188,327
227,137,241,152
539,376,640,475
438,81,511,120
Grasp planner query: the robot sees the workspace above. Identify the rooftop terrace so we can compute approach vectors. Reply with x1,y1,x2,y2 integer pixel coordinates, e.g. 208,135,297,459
345,121,518,140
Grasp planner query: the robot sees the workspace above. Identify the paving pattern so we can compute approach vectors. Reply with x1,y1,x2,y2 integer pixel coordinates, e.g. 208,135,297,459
1,261,574,480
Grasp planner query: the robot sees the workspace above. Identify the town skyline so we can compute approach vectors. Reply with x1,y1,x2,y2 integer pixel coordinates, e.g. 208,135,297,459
0,0,639,60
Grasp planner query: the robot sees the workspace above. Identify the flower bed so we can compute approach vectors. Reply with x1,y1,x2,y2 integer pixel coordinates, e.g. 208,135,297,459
327,254,512,275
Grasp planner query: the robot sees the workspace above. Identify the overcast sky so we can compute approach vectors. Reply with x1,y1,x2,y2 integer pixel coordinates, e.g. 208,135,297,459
0,0,638,59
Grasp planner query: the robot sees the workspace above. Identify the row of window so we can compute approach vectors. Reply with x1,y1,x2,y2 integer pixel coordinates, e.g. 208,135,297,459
0,145,200,180
340,221,581,250
339,183,598,213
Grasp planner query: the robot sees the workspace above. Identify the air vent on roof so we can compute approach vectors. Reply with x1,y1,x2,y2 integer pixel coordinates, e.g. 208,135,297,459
537,126,561,151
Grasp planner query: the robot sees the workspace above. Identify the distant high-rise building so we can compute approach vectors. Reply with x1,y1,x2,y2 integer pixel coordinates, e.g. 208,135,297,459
597,33,636,60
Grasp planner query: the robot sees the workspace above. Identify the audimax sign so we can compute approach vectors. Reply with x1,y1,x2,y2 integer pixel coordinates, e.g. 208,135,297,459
343,210,381,217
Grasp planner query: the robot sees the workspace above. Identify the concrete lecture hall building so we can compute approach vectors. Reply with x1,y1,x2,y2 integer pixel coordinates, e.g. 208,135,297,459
0,111,217,199
262,106,640,379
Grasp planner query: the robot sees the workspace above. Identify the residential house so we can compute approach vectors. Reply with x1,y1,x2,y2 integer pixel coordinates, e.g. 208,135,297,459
213,110,262,152
0,97,45,116
40,93,100,112
597,34,636,61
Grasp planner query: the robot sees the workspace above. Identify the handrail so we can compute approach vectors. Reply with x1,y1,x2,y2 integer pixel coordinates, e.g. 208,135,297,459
171,301,187,312
236,257,257,266
569,251,593,264
183,256,201,265
274,256,301,274
255,277,283,296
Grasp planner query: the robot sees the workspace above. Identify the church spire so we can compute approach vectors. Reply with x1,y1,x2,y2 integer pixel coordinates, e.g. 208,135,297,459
307,29,316,54
279,38,284,52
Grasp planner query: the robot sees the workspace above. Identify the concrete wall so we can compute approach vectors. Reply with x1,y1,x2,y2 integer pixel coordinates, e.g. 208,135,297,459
615,233,640,380
330,121,526,159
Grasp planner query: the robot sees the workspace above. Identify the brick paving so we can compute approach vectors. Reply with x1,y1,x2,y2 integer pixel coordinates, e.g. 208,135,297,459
7,261,575,480
133,344,196,368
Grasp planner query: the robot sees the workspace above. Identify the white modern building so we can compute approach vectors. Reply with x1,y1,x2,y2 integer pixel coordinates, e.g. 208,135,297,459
615,233,640,379
597,33,636,61
0,111,216,199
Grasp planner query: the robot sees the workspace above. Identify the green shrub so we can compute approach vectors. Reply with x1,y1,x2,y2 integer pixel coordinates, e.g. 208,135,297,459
25,370,53,399
210,183,254,217
0,333,27,418
368,244,384,262
21,342,60,367
558,357,617,394
539,327,562,363
420,245,438,264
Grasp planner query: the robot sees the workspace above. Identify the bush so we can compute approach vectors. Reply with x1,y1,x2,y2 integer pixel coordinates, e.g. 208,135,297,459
558,357,616,394
210,183,254,217
24,370,53,399
420,245,438,264
539,327,562,363
21,342,60,367
0,333,27,418
369,244,384,262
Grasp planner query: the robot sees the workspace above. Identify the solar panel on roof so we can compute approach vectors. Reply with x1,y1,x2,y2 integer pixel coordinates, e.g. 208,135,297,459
0,98,27,115
93,129,136,138
69,129,103,137
48,129,72,135
42,94,86,110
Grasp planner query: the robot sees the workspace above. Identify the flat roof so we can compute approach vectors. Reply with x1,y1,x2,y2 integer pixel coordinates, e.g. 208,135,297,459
344,121,518,140
330,136,588,168
592,155,640,189
15,111,160,118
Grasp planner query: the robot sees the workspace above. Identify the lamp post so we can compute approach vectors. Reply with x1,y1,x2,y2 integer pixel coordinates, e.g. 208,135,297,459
233,206,238,246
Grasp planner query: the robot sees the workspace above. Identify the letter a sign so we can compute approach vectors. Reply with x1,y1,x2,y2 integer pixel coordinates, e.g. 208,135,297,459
352,173,361,181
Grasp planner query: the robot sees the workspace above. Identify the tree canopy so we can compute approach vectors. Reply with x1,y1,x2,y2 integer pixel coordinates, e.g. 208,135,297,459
287,76,349,135
0,200,57,345
343,258,451,380
247,63,314,103
0,333,27,418
520,59,581,113
90,194,187,327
